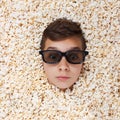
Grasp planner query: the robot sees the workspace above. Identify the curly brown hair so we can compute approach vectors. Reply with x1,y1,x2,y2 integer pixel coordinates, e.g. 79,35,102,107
40,18,87,50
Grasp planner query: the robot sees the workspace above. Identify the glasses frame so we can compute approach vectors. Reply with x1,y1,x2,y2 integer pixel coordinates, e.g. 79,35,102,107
39,50,89,64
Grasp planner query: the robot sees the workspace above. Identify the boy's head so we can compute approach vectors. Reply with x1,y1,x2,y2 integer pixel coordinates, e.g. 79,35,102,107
40,18,88,90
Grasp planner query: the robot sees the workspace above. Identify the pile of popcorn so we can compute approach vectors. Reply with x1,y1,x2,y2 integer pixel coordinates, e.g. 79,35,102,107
0,0,119,119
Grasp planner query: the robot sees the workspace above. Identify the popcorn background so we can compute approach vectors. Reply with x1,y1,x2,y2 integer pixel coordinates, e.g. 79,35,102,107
0,0,120,119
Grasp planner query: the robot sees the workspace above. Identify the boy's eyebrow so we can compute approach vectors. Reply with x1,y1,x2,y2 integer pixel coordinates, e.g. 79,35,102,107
46,47,81,50
70,47,81,50
47,47,57,50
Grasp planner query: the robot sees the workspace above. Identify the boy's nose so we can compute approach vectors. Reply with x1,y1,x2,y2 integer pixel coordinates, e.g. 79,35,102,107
58,57,70,71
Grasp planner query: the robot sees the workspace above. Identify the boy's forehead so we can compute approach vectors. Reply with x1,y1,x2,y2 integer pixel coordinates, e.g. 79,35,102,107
44,38,83,51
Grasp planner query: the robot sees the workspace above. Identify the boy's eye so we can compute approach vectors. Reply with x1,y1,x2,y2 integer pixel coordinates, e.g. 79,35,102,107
47,52,61,62
49,54,57,60
69,54,79,60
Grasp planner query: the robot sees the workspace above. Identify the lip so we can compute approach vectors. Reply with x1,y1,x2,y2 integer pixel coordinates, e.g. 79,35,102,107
56,76,70,81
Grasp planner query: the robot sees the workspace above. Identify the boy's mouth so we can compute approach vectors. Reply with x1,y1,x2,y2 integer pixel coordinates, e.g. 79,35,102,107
56,76,70,81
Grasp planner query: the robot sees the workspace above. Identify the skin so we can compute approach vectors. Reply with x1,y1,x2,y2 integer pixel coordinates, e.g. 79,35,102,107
43,37,83,90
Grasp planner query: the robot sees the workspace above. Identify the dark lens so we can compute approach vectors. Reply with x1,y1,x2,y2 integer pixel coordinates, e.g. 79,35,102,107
43,51,61,63
66,51,84,64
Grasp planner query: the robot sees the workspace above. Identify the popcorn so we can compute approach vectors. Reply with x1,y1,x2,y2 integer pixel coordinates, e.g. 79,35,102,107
0,0,119,119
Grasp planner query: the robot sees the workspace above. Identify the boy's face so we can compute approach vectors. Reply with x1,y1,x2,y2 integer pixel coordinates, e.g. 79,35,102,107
42,37,83,90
